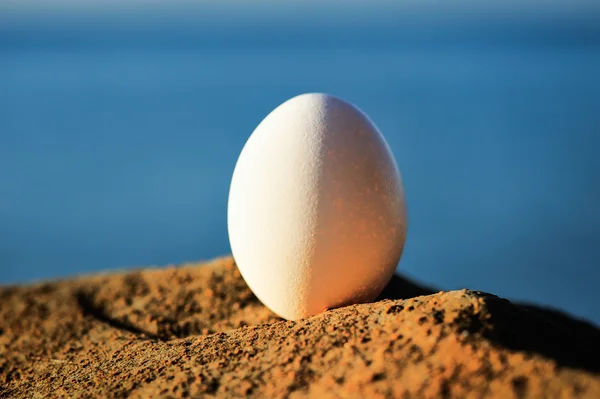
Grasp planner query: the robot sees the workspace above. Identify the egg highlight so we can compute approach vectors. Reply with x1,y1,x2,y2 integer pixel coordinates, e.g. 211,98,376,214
228,93,407,320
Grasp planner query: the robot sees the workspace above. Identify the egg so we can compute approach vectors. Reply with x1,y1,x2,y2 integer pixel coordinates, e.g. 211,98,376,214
228,93,407,320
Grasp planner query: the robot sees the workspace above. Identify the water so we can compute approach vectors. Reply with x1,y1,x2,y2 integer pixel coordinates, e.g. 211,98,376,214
1,14,599,323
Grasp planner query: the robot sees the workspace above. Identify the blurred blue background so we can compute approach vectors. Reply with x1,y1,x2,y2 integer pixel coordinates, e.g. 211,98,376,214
1,2,599,323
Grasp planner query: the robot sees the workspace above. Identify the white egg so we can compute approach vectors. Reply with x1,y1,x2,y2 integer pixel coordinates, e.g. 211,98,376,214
228,93,407,320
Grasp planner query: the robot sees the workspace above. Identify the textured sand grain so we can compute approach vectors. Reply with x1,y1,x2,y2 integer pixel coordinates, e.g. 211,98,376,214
1,257,599,398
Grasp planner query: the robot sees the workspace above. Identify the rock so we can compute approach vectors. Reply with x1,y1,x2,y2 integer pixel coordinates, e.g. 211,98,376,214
1,256,599,398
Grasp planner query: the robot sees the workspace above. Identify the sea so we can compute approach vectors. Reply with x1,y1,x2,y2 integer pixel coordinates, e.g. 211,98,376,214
1,10,599,323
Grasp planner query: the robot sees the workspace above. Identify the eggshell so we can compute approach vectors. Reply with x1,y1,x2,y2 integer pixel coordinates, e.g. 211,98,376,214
228,93,407,320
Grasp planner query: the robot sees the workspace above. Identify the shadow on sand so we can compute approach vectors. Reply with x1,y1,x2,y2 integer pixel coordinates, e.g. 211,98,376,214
378,274,600,374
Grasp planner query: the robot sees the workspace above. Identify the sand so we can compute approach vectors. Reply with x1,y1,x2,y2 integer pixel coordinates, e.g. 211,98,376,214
1,256,599,398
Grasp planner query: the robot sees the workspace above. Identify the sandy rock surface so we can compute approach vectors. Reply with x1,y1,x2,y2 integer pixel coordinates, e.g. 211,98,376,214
1,257,599,398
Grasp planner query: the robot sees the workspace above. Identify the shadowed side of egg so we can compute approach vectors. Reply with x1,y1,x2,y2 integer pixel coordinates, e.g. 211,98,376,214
228,93,407,320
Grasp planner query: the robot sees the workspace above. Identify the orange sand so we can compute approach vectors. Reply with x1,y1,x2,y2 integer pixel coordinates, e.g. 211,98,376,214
1,257,599,398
